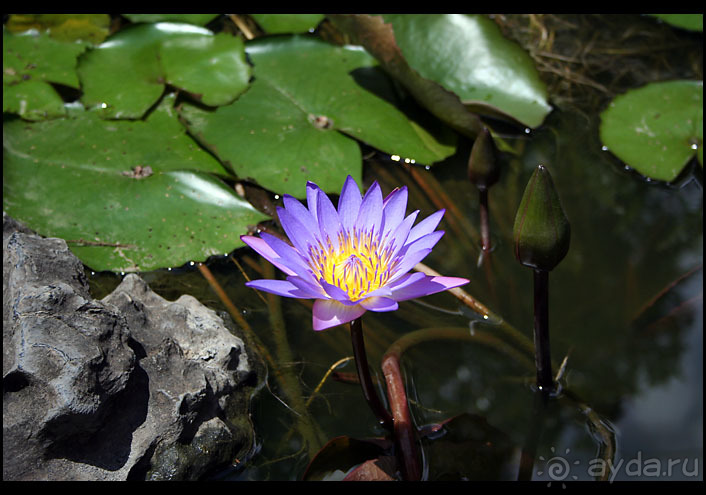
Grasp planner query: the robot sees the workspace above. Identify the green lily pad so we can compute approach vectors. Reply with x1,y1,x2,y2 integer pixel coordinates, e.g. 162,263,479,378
3,30,88,120
599,80,703,182
180,36,456,197
3,95,267,273
122,14,220,26
649,14,703,32
381,14,552,129
3,79,68,120
5,14,111,44
77,23,250,118
3,30,87,88
250,14,325,34
328,14,485,139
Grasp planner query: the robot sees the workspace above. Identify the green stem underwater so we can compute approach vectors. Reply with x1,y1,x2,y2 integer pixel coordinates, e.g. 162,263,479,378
479,187,492,252
533,268,554,393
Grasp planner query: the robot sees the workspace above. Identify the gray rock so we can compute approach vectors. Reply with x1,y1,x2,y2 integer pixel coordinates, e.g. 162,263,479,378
3,215,261,480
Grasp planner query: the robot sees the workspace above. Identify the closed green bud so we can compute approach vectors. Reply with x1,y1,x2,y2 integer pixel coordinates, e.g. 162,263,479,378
467,128,500,190
513,165,570,271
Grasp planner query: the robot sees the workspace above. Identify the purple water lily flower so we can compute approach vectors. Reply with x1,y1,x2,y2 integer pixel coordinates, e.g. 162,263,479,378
241,176,469,331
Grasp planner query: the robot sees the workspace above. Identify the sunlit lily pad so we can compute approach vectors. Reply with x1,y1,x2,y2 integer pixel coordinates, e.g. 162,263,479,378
179,35,456,197
78,23,250,118
381,14,552,129
599,80,703,182
250,14,325,34
3,30,87,120
122,14,220,26
3,95,267,273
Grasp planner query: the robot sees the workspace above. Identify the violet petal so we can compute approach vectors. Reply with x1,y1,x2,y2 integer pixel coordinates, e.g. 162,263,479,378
312,299,366,331
259,232,317,284
400,230,445,259
306,181,321,224
359,296,399,312
277,206,319,256
338,175,363,232
386,210,419,259
240,235,297,277
388,247,433,283
381,186,408,238
283,194,319,237
317,186,343,249
286,276,327,298
355,181,383,237
408,209,445,244
319,280,358,305
246,278,317,298
391,275,469,302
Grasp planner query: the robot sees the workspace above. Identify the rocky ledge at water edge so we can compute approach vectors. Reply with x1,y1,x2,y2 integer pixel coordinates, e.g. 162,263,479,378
3,213,263,480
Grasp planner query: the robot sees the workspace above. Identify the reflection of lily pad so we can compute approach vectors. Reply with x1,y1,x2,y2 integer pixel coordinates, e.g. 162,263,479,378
180,36,456,197
3,95,267,273
600,80,703,182
3,30,87,120
78,23,250,118
381,14,552,129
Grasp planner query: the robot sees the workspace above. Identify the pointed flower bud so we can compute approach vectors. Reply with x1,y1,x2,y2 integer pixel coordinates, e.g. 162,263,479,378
513,165,570,271
467,128,500,190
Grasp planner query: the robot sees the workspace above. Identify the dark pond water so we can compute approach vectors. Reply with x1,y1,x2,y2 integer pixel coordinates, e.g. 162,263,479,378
89,14,702,481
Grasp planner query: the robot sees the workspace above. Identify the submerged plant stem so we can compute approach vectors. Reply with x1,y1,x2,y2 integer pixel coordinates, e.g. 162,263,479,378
349,318,394,431
262,260,326,457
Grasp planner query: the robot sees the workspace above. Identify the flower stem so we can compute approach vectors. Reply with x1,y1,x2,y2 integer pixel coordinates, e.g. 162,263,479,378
350,318,394,432
533,269,554,393
479,188,492,252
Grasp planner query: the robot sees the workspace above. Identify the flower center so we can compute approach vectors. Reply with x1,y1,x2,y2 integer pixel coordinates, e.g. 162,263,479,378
309,227,395,301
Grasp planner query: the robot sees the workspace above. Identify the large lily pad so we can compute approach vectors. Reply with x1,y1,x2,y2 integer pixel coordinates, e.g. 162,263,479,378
3,95,267,273
328,14,485,139
3,30,87,120
381,14,552,129
179,35,456,197
329,14,551,133
77,23,250,118
122,14,220,26
599,80,703,182
250,14,325,34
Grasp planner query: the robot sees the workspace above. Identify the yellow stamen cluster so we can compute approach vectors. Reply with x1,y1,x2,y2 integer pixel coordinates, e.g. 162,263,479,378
308,227,396,301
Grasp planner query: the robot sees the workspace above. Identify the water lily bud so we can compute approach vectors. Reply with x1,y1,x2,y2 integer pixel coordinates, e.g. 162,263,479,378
513,165,570,271
467,128,500,190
